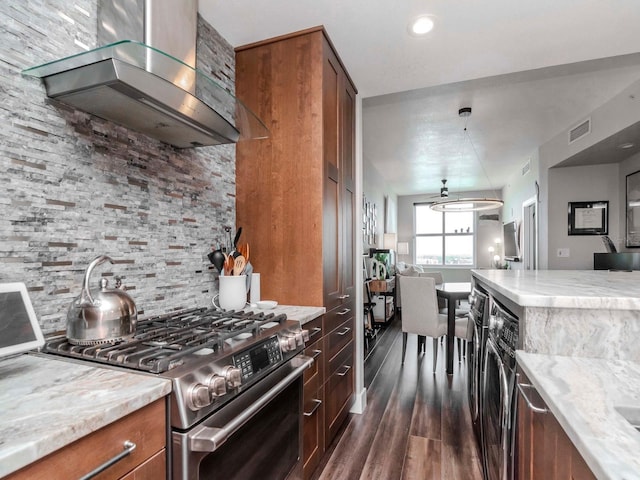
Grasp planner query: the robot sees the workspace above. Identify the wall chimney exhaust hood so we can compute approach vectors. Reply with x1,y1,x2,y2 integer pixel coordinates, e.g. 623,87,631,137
23,0,268,148
22,40,268,148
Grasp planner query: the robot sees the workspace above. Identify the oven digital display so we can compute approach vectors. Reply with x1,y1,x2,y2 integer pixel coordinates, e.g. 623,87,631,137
250,346,269,372
235,337,282,381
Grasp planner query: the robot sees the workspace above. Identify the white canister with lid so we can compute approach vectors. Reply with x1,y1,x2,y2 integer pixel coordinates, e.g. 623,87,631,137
250,273,261,304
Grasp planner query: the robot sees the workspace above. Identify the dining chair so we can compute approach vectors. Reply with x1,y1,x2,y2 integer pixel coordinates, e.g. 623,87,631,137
398,275,448,371
418,272,446,311
455,314,473,361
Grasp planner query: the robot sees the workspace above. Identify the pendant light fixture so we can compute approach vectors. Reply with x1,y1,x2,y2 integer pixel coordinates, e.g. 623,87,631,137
430,107,504,212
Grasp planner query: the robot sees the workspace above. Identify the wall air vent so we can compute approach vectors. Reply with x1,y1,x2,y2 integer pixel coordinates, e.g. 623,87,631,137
522,158,531,176
568,118,591,144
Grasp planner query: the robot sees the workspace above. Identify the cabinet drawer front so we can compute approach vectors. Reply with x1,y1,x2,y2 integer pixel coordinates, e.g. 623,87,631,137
324,317,354,365
7,399,166,480
303,339,324,387
120,449,166,480
326,339,354,379
324,300,354,334
324,342,354,445
302,388,324,480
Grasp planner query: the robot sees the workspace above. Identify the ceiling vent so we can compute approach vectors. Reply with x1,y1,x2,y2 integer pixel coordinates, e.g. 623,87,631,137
568,118,591,145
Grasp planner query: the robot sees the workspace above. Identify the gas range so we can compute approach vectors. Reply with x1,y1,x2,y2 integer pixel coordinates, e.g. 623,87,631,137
44,307,309,430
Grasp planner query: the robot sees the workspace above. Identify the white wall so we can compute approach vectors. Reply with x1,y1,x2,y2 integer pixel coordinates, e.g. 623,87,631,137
363,162,397,250
539,79,640,268
501,150,541,270
547,163,620,269
619,152,640,250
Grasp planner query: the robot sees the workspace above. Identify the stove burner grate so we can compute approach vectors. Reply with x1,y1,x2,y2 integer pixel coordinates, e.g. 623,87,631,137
43,308,287,373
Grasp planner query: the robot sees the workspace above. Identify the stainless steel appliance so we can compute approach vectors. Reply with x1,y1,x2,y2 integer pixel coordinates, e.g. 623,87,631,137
44,307,312,480
467,287,489,445
481,299,519,480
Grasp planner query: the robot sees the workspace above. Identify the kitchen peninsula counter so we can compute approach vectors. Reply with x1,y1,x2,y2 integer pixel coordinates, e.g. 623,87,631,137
0,354,171,478
517,352,640,480
471,269,640,362
471,269,640,310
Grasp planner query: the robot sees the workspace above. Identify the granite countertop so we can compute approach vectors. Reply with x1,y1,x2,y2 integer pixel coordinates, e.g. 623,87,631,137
0,354,172,478
517,351,640,480
472,269,640,310
243,304,325,325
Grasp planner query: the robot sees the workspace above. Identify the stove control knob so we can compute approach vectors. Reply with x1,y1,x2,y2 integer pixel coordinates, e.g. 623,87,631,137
222,365,242,389
206,374,227,398
300,329,310,343
187,383,211,410
279,333,297,352
489,315,503,331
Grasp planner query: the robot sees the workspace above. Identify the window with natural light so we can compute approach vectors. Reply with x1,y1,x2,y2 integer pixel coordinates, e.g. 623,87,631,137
414,203,475,266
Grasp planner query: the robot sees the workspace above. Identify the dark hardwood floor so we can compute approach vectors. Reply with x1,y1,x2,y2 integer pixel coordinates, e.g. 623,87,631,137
313,312,483,480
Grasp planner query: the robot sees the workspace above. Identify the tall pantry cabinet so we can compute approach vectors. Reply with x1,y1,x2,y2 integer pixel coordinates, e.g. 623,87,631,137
235,26,357,478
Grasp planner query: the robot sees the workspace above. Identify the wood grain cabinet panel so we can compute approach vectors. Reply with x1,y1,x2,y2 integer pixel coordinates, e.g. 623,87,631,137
6,399,166,480
516,368,596,480
236,26,357,480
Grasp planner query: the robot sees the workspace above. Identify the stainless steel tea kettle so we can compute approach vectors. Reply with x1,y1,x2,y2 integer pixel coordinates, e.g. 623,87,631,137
66,255,138,345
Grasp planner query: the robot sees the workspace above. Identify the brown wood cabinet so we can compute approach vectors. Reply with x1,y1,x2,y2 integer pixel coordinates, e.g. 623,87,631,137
6,398,167,480
517,368,596,480
235,26,357,480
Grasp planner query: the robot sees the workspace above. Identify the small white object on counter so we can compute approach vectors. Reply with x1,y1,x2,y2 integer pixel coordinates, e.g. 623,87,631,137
250,273,261,304
256,300,278,309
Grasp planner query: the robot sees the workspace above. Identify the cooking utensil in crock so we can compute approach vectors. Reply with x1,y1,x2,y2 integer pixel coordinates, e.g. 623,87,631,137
208,247,225,273
233,255,247,276
66,255,138,345
233,227,242,250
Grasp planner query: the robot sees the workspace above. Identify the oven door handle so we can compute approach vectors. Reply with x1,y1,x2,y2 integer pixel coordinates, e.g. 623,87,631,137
188,354,314,453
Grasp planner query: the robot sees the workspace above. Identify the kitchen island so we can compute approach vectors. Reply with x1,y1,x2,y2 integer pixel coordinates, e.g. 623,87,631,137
472,269,640,480
472,269,640,362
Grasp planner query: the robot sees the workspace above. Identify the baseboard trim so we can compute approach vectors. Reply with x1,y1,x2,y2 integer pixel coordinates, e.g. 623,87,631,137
349,387,367,414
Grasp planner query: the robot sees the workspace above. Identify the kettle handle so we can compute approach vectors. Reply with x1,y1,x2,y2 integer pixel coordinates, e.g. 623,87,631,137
79,255,113,305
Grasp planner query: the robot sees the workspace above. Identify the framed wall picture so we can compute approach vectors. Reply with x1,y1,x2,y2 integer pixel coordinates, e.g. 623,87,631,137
568,201,608,235
626,170,640,247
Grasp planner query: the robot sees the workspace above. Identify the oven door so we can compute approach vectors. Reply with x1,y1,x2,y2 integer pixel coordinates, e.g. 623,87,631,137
173,355,313,480
481,339,510,480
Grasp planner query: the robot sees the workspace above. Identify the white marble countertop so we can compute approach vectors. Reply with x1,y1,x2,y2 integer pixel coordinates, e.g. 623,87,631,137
472,269,640,310
517,351,640,480
243,304,325,325
0,354,171,477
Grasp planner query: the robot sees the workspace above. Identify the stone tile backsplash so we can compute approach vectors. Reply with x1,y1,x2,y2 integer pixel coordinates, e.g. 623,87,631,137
0,2,237,333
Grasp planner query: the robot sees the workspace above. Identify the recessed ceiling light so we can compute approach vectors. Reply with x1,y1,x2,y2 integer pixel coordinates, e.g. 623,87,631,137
618,142,635,149
409,15,435,36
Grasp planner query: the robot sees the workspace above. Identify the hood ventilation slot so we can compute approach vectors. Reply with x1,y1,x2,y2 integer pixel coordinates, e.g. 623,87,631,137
568,118,591,145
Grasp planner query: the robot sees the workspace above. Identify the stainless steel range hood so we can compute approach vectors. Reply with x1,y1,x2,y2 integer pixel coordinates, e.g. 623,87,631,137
22,1,267,148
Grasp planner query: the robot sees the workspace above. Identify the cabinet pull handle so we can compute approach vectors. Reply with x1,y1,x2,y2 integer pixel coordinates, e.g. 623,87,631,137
337,365,352,376
309,327,322,338
517,381,548,414
304,399,323,417
79,440,136,480
336,308,351,316
338,294,350,299
311,349,322,359
337,327,351,336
